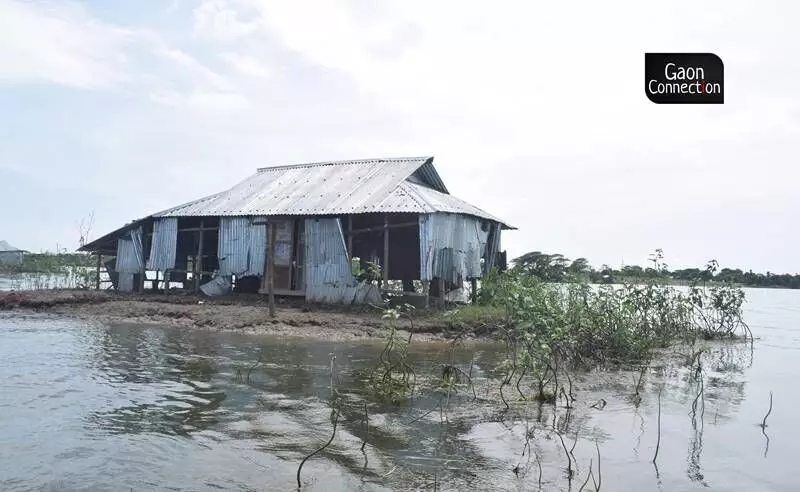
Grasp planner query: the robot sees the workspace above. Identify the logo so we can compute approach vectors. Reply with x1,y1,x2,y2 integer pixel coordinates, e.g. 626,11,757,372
645,53,724,104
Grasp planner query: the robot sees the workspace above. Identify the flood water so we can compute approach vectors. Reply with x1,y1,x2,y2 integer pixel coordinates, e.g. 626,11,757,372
0,288,798,491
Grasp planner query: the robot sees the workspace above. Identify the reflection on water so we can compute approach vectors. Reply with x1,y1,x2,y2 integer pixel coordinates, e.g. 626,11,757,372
1,288,800,491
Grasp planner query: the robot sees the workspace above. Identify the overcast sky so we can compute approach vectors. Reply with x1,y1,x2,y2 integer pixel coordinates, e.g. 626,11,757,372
1,0,797,272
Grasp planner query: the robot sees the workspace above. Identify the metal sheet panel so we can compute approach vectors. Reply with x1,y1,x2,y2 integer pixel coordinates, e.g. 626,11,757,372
419,214,489,281
200,275,232,296
411,159,449,194
389,182,509,225
115,227,144,274
308,282,381,304
118,273,134,292
305,218,360,303
218,217,251,275
146,218,177,270
245,216,267,277
484,223,502,273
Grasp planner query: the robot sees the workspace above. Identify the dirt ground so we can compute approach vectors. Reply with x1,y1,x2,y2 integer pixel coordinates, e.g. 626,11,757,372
0,289,499,342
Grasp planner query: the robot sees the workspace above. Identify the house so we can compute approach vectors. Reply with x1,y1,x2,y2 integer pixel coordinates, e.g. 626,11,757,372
0,240,27,266
79,157,514,303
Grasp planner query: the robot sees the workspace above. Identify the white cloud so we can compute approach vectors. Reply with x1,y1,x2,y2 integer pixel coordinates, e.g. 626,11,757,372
219,52,272,80
0,1,133,89
151,46,235,91
149,89,250,110
193,0,261,41
0,1,251,108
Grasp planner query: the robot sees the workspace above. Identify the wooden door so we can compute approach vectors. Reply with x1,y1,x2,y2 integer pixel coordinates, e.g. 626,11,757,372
272,219,293,291
292,219,305,291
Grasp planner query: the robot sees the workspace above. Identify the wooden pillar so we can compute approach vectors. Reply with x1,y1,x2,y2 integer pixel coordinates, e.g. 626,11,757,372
195,219,205,293
267,222,276,318
347,215,353,258
382,214,389,286
163,269,170,295
95,253,102,290
437,277,445,308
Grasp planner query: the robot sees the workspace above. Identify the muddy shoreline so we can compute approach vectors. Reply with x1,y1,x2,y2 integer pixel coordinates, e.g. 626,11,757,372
0,290,499,342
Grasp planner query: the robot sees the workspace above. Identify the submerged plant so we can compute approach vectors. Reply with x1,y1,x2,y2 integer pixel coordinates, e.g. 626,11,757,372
365,304,417,404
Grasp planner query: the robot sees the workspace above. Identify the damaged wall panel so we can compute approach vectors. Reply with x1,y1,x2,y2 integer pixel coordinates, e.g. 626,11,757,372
146,218,178,270
419,213,490,282
305,218,379,304
116,226,144,274
217,217,268,277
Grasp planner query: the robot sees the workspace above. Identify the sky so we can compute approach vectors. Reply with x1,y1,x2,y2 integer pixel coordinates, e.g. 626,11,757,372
1,0,798,273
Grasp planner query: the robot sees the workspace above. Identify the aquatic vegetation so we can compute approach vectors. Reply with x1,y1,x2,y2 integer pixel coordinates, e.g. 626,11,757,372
288,251,757,490
469,251,752,404
366,304,417,404
297,353,341,489
184,358,217,380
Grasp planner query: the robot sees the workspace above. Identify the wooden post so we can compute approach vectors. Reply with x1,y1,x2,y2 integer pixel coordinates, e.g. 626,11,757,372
163,269,170,295
347,215,353,258
195,219,205,293
95,253,102,290
267,222,276,318
438,277,445,308
382,214,389,287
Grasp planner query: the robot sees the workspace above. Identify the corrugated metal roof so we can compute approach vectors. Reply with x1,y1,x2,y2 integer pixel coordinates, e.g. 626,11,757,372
383,182,512,227
154,157,434,218
151,156,512,228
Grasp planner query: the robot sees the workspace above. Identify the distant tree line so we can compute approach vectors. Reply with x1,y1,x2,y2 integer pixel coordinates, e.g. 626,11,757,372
0,252,94,274
511,250,800,289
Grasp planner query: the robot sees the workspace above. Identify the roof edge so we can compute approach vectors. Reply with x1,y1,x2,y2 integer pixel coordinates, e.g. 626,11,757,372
256,156,433,173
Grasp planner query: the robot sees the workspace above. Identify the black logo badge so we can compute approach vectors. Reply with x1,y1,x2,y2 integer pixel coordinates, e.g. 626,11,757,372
645,53,724,104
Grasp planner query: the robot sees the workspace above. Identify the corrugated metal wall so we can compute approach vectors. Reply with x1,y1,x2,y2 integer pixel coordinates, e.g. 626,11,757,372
305,218,379,304
419,213,490,282
484,222,502,274
246,217,267,277
146,218,178,270
217,217,268,276
218,217,251,275
116,227,144,274
118,273,134,292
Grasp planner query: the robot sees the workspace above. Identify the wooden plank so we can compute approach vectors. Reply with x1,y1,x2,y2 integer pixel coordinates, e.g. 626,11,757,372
344,221,418,237
383,214,389,284
267,222,276,318
95,254,101,290
292,218,303,291
174,226,219,233
195,219,204,293
273,288,305,297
